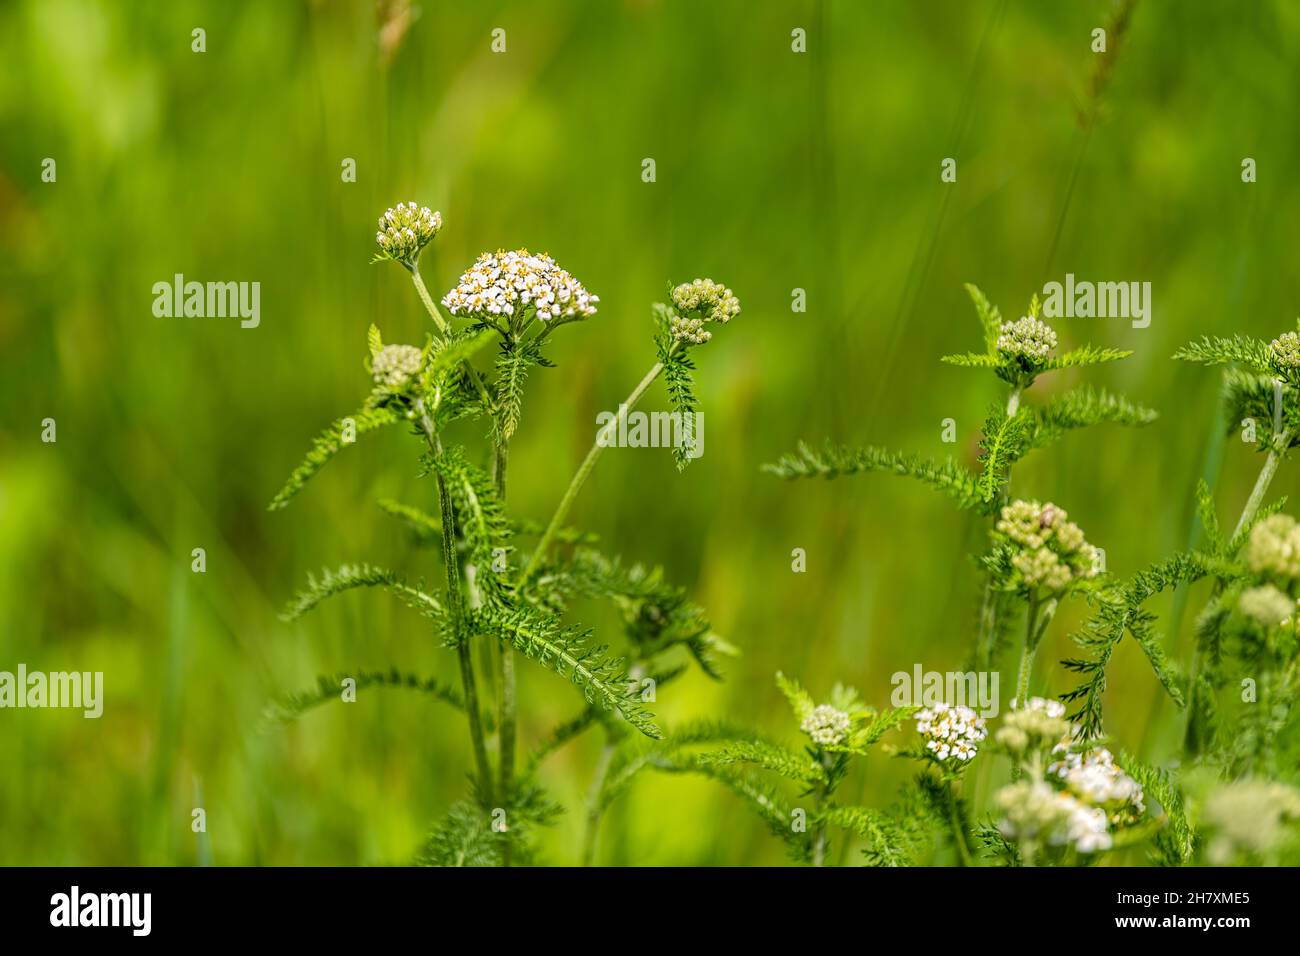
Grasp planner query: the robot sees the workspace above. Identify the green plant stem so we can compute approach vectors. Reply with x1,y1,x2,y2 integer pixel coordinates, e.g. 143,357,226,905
1014,593,1057,707
418,401,494,806
525,357,669,578
1184,426,1290,756
1230,438,1286,542
581,741,616,866
491,437,517,865
409,264,495,410
947,781,974,867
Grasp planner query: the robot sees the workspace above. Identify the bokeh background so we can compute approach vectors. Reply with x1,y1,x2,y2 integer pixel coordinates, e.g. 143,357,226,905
3,0,1299,865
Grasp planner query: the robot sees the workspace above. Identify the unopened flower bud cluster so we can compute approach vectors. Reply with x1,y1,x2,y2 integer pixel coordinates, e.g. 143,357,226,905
371,344,424,390
1238,584,1295,629
1246,513,1300,582
997,316,1057,365
996,697,1071,757
1269,331,1300,378
667,279,740,345
375,202,442,264
996,500,1100,594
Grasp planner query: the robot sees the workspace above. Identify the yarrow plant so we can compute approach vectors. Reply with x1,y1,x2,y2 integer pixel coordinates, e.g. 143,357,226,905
268,201,741,865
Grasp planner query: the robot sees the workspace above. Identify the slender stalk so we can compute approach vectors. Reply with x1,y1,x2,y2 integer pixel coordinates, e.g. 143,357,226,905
409,264,450,335
525,356,669,578
1014,594,1057,707
491,436,517,864
1184,422,1291,755
1230,438,1286,542
947,782,974,867
418,401,494,805
581,742,616,866
409,263,495,410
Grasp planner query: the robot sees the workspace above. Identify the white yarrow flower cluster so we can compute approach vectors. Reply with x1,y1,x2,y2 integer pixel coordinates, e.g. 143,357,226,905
442,250,599,324
996,781,1113,855
375,202,442,264
997,697,1071,757
801,704,851,747
371,344,423,390
997,316,1057,364
1049,746,1145,822
1238,584,1295,629
916,702,987,762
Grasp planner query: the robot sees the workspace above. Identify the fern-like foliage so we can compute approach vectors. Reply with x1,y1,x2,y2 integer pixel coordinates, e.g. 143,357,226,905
691,739,827,788
280,563,443,623
265,669,463,724
430,447,514,605
819,805,911,866
1062,551,1220,738
976,404,1030,504
1043,345,1133,371
1115,752,1193,866
1221,368,1300,450
546,547,734,678
269,406,402,511
417,780,561,867
471,602,661,739
492,340,550,442
1025,386,1158,452
655,303,701,471
1173,334,1273,374
762,442,983,511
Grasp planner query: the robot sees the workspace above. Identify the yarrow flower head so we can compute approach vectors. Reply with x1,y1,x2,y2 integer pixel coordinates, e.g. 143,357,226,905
997,316,1057,366
1238,584,1295,629
801,704,851,747
996,697,1071,758
375,202,442,266
995,500,1101,595
996,781,1112,856
442,249,598,326
1269,331,1300,381
1246,513,1300,581
916,702,987,762
1048,745,1145,825
371,343,424,391
667,278,740,346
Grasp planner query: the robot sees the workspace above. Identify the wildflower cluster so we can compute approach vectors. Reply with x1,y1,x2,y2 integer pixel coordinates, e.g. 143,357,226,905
1049,746,1145,826
800,704,851,747
1269,330,1300,382
667,278,740,345
916,703,987,762
374,201,442,266
995,500,1100,594
370,343,424,391
996,316,1057,366
996,781,1112,856
441,249,599,325
1237,584,1294,628
1246,513,1300,582
995,697,1071,760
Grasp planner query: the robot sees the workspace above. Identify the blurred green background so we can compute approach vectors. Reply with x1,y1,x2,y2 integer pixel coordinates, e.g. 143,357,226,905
3,0,1300,865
